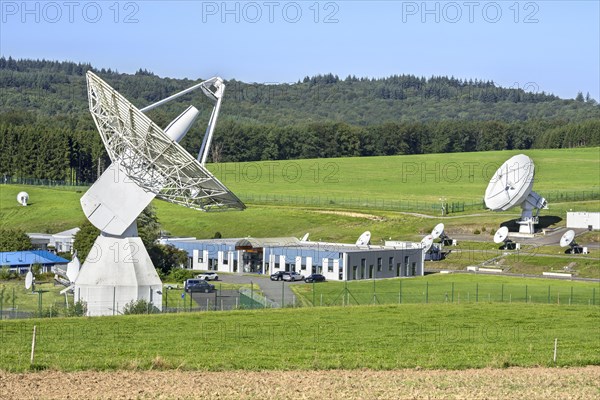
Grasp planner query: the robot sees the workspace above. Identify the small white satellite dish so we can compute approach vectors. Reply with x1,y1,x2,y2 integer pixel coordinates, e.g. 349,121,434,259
356,231,371,246
484,154,547,234
560,230,583,254
493,226,516,249
560,230,575,248
300,233,309,242
66,251,81,282
421,235,434,253
17,191,29,206
25,270,33,290
493,227,509,244
431,223,445,240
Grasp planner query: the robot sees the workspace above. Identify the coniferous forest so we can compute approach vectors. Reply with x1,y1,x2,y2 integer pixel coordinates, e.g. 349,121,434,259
0,57,598,183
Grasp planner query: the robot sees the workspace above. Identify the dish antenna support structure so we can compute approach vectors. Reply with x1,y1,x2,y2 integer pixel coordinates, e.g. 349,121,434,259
484,154,547,234
75,72,244,316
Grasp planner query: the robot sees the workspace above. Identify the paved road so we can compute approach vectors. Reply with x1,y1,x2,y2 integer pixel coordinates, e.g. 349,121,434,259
217,274,304,307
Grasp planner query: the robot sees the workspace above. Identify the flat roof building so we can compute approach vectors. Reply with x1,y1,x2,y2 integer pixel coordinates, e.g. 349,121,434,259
160,236,425,280
0,250,69,274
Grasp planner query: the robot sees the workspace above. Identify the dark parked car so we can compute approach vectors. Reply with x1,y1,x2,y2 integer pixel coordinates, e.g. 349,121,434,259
184,279,215,293
270,271,288,281
304,274,326,283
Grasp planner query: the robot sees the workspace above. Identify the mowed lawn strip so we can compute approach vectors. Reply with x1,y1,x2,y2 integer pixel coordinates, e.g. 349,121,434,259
292,274,600,306
0,303,598,372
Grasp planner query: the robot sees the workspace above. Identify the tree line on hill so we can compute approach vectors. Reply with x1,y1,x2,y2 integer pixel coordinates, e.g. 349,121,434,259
0,57,598,182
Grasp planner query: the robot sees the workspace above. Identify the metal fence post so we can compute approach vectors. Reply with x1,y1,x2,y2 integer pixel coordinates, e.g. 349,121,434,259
425,281,429,304
451,282,454,303
475,283,478,303
570,286,573,305
525,285,528,303
399,280,402,304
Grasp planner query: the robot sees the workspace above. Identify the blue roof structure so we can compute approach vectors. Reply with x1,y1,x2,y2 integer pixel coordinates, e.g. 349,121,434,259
0,250,69,267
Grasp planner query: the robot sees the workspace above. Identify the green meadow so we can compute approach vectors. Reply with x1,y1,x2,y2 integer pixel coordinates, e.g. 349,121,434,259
207,147,600,203
0,303,598,372
1,148,598,242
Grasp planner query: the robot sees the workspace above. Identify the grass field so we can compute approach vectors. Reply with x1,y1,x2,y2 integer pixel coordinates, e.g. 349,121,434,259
1,148,599,241
207,148,600,203
0,302,598,372
291,274,599,307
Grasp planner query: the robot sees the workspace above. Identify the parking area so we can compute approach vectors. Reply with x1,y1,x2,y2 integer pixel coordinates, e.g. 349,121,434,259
215,274,304,307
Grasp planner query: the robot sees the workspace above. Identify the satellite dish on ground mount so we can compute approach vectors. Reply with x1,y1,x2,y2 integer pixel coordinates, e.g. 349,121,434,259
493,226,516,250
356,231,371,246
25,270,33,290
484,154,547,234
74,72,244,316
560,230,583,254
421,235,434,253
17,192,29,206
431,222,454,245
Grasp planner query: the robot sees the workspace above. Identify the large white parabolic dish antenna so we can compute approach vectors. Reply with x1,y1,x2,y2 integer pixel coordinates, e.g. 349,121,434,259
484,154,547,234
82,72,244,237
76,72,244,316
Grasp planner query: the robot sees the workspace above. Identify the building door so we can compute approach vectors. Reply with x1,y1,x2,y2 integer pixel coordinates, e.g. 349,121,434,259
396,263,401,277
368,265,373,279
352,266,357,280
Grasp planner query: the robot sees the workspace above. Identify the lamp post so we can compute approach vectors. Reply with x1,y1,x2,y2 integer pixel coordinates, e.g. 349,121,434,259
439,197,447,216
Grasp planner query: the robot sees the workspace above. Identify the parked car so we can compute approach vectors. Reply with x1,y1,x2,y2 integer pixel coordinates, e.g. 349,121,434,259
282,272,304,282
270,271,288,281
196,271,219,281
304,274,326,283
184,279,215,293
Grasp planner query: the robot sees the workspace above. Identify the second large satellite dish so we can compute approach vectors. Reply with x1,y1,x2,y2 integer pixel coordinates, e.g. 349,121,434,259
484,154,547,234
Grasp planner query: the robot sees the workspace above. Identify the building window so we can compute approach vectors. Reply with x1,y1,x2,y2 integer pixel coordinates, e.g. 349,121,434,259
301,264,306,271
369,265,374,279
377,258,382,272
361,258,366,268
388,257,394,271
352,266,357,280
328,265,333,273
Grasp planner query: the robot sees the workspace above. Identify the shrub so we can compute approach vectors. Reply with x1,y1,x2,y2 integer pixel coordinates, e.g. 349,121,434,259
0,266,12,280
168,268,196,284
473,229,481,235
122,299,160,315
66,300,88,317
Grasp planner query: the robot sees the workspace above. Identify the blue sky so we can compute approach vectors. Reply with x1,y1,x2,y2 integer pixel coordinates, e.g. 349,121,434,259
1,1,599,100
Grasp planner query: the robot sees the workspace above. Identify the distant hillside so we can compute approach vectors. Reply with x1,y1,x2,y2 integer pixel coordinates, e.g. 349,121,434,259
1,57,598,124
0,57,598,183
